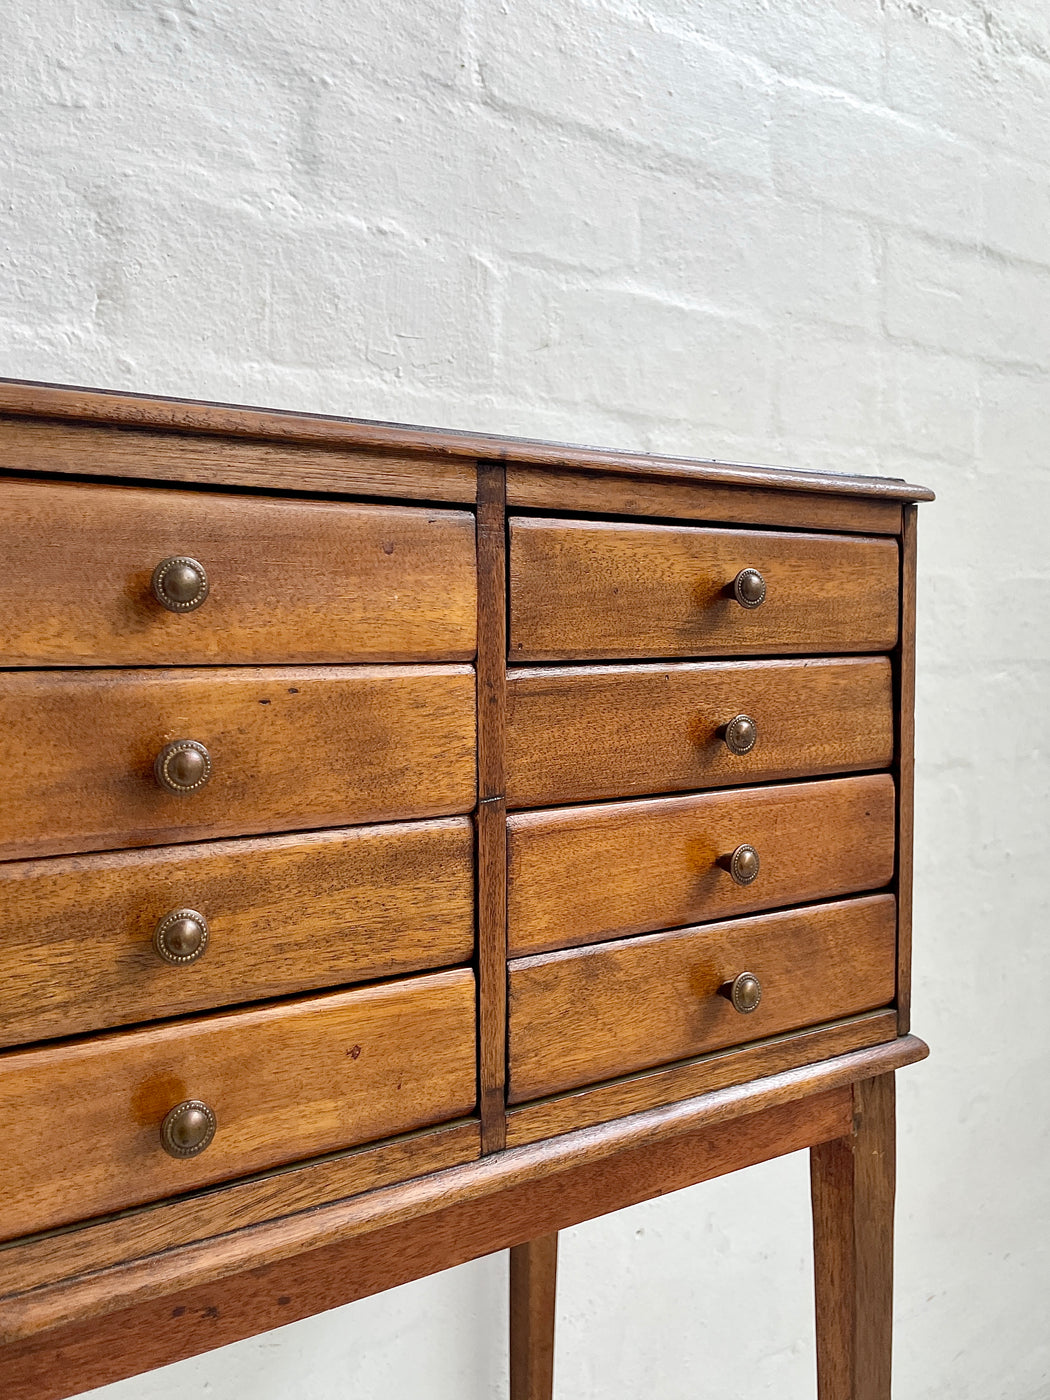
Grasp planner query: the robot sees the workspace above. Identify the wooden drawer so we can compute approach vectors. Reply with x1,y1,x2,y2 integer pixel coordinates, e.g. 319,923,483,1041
508,896,896,1101
509,518,899,660
508,774,895,957
0,969,476,1242
0,665,476,860
0,479,477,666
0,818,473,1046
506,656,893,807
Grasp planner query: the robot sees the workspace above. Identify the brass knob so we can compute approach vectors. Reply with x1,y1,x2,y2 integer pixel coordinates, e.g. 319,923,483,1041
732,568,766,609
160,1100,217,1158
723,713,757,756
154,739,212,795
721,843,760,885
151,556,209,613
153,908,209,965
720,971,763,1014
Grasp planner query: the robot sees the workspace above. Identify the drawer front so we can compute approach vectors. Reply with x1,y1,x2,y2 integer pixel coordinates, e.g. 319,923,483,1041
0,819,474,1046
508,896,896,1102
508,774,895,957
0,969,476,1241
0,479,477,666
509,518,899,660
0,666,476,859
506,657,894,807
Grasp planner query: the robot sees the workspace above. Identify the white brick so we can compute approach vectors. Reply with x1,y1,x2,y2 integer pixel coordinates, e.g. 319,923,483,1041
637,182,878,331
983,156,1050,267
475,3,774,181
2,4,295,176
499,268,772,432
635,0,885,100
774,326,882,444
773,87,982,242
883,346,979,463
473,113,643,271
237,0,468,91
885,231,1050,364
885,6,1003,144
81,189,494,388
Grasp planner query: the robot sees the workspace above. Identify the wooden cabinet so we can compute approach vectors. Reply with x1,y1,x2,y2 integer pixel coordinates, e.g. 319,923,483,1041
0,378,932,1400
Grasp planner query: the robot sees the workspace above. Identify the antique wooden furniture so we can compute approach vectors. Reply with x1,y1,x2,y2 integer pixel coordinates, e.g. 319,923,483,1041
0,378,932,1400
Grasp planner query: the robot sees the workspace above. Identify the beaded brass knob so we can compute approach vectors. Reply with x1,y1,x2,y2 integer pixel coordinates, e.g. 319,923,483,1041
719,971,763,1014
160,1100,216,1158
723,713,757,756
153,909,209,965
151,556,209,613
721,843,760,885
154,739,212,795
732,567,766,609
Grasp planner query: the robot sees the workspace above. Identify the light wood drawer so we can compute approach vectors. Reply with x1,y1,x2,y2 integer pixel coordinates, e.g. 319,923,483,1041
0,969,476,1242
509,518,898,660
0,818,474,1046
0,479,477,666
0,666,476,860
508,774,895,957
508,896,896,1102
506,657,894,807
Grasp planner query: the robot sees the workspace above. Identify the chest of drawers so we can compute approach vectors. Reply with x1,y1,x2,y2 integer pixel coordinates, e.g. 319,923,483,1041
0,378,932,1400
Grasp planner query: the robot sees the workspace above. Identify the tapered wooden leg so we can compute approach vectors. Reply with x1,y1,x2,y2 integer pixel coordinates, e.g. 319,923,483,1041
510,1232,558,1400
811,1072,896,1400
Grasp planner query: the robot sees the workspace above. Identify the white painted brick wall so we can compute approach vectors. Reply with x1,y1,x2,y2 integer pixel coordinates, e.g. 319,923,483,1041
1,1,1048,1396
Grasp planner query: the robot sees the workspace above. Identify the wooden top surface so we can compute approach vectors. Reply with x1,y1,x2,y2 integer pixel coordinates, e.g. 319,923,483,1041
0,377,935,502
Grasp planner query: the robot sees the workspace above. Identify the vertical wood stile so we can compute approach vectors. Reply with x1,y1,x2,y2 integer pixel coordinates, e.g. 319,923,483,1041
476,460,508,1152
895,506,918,1035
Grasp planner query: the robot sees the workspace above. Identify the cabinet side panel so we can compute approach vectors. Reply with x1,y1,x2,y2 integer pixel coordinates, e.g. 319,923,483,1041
896,506,918,1034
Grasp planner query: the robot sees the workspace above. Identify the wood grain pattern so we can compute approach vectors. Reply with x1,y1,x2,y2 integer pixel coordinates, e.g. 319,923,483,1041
504,1011,898,1148
510,1233,558,1400
0,818,473,1046
506,657,894,807
508,897,897,1102
0,1122,481,1300
0,969,476,1242
0,664,476,860
811,1073,896,1400
475,461,509,1153
0,377,935,501
0,1037,928,1353
0,478,476,666
896,505,918,1035
506,465,903,535
509,518,900,661
507,774,896,957
0,419,478,503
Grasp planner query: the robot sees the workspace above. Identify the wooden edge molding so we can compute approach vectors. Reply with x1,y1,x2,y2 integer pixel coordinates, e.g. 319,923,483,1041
0,378,935,502
504,1011,900,1148
0,1035,927,1350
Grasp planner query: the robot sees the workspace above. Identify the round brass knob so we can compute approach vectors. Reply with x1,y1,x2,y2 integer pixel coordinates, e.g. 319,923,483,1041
720,971,763,1014
153,909,209,965
732,568,766,609
160,1100,217,1158
154,739,212,795
722,843,760,885
151,556,209,613
723,713,757,756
